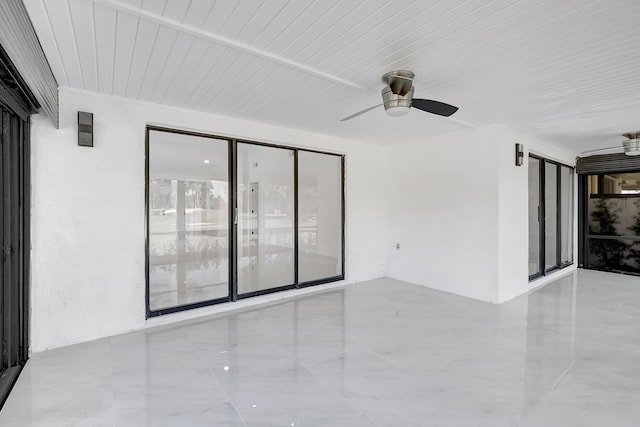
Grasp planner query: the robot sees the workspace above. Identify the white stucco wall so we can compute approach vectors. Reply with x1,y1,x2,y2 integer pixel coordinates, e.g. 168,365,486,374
29,87,389,352
385,124,577,304
29,88,580,352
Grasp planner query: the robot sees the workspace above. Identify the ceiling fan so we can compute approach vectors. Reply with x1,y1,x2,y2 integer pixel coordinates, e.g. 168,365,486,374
581,132,640,156
340,70,459,121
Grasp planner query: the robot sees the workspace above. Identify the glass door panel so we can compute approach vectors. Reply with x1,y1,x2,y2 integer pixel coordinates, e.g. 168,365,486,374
148,130,229,312
298,152,343,282
586,171,640,274
528,157,541,277
237,143,295,294
545,161,558,271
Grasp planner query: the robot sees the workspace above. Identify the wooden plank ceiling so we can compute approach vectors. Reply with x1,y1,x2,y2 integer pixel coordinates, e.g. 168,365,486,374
22,0,640,152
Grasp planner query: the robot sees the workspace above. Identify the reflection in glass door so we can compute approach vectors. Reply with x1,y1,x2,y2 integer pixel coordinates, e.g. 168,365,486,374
147,130,229,314
237,143,295,295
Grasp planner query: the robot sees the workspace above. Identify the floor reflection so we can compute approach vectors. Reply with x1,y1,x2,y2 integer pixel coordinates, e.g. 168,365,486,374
149,259,228,309
3,270,640,426
523,273,577,409
150,244,341,310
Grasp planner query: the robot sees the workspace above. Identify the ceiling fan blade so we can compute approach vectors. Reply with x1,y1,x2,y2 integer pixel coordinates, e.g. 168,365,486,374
411,99,459,117
340,104,383,121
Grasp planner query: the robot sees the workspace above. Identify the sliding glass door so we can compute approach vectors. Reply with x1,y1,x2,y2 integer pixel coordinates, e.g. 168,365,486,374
528,157,541,276
529,155,574,280
237,143,295,295
146,128,345,317
544,162,558,272
298,151,343,283
147,130,230,314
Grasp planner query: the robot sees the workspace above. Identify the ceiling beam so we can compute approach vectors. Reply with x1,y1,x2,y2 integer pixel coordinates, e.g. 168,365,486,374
91,0,369,92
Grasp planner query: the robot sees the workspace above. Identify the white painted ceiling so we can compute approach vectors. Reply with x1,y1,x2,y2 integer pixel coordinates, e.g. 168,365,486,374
23,0,640,153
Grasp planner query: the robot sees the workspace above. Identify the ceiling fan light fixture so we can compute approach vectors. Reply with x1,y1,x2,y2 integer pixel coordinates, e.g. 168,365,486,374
386,106,409,117
623,132,640,156
385,105,411,117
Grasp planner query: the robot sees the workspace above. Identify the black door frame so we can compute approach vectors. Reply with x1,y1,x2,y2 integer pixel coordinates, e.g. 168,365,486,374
0,43,36,410
577,174,588,268
578,169,640,274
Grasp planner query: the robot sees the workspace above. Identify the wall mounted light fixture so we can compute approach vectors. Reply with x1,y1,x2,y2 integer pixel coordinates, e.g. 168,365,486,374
78,111,93,147
515,143,524,166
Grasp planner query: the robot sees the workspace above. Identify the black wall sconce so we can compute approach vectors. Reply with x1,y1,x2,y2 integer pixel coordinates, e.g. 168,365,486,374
515,143,523,166
78,111,93,147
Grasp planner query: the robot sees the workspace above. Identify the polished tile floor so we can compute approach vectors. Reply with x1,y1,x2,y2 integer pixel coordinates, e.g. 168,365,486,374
2,269,640,426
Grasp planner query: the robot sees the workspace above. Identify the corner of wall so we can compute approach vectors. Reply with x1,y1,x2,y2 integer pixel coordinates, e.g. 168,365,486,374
383,126,502,303
494,125,576,303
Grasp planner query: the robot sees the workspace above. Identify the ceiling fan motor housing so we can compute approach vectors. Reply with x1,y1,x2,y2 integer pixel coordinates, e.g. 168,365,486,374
623,132,640,156
381,85,414,115
381,70,415,116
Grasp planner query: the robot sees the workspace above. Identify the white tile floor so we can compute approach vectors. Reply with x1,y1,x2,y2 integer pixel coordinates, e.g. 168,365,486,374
2,269,640,426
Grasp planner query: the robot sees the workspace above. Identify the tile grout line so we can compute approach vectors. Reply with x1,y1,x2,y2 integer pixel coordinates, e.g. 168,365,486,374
594,325,605,337
296,355,383,427
550,361,576,390
187,332,250,427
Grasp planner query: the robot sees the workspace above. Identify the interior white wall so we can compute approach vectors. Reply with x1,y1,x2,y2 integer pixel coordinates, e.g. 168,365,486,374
385,124,577,304
385,126,501,302
29,87,389,352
